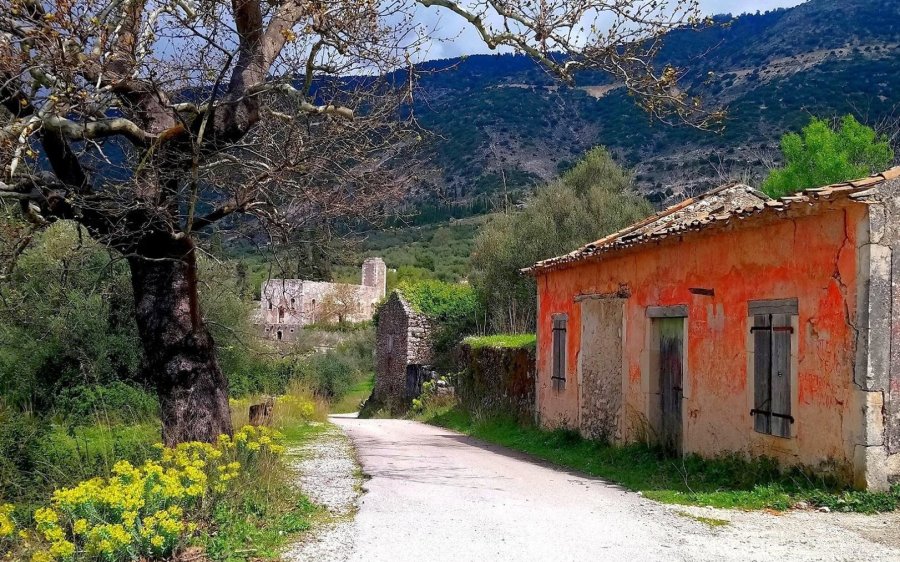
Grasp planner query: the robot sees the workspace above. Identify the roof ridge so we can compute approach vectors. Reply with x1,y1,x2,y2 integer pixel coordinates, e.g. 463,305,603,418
524,168,900,276
579,182,748,252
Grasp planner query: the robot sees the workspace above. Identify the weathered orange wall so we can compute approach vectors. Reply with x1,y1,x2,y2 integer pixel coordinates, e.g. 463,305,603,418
536,203,866,469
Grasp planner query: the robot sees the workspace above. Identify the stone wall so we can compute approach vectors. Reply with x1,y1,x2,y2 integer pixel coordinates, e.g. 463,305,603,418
578,298,624,442
368,291,433,413
456,343,535,423
855,176,900,488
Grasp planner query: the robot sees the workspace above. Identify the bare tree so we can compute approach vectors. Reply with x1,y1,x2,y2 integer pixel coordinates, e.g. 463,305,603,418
0,0,717,444
318,283,362,324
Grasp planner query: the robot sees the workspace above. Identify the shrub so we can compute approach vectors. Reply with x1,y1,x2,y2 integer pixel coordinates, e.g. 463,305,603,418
471,147,651,332
762,115,894,197
8,426,285,562
54,384,158,426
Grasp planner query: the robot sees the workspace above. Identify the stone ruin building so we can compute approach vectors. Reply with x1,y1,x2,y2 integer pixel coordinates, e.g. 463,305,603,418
259,257,386,341
369,290,434,410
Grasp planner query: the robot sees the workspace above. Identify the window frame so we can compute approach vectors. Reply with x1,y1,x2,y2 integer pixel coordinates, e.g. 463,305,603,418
551,314,568,391
748,299,798,439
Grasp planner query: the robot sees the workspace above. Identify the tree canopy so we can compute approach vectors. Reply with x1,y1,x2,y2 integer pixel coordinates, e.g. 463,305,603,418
762,115,895,198
471,147,651,333
0,0,716,443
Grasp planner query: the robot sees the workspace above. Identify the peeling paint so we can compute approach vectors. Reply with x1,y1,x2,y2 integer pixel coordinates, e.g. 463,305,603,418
536,202,867,473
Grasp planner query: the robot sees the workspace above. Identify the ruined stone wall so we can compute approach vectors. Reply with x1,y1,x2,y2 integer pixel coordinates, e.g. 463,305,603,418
370,291,433,411
258,258,386,340
456,344,535,423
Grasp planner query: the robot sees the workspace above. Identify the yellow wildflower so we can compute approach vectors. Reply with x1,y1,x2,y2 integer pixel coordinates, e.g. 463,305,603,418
0,504,14,537
49,539,76,558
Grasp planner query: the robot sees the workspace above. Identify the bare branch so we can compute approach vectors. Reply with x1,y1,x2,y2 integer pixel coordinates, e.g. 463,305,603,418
43,116,157,147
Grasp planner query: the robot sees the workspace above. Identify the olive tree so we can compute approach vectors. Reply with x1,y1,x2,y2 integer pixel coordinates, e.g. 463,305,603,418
1,0,716,444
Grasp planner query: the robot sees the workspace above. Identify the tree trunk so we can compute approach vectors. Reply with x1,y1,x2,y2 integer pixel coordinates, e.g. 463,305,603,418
128,235,233,445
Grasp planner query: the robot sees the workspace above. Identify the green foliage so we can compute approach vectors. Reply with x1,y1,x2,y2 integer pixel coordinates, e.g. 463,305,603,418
289,328,375,399
762,115,894,197
397,280,481,368
471,147,652,332
54,382,159,425
0,222,143,411
397,279,478,322
463,334,536,350
424,407,900,513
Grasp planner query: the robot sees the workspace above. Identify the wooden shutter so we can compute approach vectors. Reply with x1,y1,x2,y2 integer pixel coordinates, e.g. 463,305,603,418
770,314,792,438
752,315,772,435
552,315,567,391
751,312,793,438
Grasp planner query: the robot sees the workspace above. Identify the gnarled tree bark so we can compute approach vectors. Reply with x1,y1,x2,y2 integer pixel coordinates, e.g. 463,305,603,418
128,234,233,445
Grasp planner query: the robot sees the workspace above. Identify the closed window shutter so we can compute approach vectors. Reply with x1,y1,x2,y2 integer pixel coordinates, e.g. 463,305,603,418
770,314,792,438
552,316,567,391
752,314,771,435
752,312,793,438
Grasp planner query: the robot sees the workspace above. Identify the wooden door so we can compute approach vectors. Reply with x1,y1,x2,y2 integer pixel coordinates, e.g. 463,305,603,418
657,318,684,454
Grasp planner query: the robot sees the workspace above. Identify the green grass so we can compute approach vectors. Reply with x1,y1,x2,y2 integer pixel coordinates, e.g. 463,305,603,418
201,422,328,561
463,333,536,350
423,407,900,513
331,375,375,414
676,511,730,527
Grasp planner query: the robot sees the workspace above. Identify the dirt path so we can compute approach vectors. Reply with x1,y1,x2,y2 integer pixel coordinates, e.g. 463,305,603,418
324,416,900,562
282,423,361,562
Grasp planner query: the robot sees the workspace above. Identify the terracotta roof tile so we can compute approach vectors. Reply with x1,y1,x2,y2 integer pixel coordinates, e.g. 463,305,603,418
523,167,900,275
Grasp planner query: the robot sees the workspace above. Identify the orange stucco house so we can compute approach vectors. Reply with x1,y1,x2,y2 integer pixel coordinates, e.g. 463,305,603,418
523,168,900,490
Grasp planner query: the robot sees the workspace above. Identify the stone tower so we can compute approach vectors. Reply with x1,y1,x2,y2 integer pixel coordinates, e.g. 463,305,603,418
361,257,387,299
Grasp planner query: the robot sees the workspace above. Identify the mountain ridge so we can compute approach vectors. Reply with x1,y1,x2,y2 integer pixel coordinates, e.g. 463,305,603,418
405,0,899,220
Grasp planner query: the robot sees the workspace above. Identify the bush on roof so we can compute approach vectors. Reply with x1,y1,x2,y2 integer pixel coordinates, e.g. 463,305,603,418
762,115,894,198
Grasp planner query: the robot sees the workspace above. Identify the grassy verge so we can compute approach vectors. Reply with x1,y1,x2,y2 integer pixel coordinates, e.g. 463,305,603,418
1,387,331,561
202,388,331,560
462,334,536,350
422,407,900,513
331,375,375,414
201,423,328,562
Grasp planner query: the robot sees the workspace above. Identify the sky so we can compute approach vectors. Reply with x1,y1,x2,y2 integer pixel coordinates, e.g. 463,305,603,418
412,1,807,61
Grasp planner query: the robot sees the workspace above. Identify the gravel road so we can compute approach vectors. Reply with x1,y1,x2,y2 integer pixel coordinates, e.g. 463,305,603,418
282,424,361,562
289,416,900,562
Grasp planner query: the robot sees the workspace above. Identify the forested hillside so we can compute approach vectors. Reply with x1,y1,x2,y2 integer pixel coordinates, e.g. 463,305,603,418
407,0,900,217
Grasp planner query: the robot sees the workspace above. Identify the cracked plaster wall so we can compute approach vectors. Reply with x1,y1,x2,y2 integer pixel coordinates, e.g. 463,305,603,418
536,201,870,483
